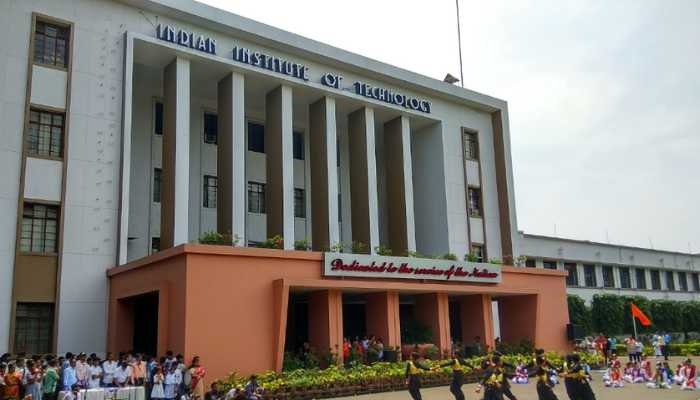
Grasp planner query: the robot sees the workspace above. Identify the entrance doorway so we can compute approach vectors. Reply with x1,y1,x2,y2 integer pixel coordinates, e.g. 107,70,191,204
342,294,366,341
130,291,158,356
284,293,309,354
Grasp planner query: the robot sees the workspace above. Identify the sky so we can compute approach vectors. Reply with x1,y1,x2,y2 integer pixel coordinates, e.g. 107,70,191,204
199,0,700,253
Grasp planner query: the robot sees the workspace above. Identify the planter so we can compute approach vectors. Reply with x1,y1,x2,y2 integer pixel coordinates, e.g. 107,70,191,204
384,349,399,363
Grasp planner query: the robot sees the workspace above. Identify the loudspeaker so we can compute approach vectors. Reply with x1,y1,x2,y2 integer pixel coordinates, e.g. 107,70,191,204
566,323,584,340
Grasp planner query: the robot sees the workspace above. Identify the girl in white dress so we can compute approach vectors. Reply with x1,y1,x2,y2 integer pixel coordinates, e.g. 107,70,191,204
151,367,166,399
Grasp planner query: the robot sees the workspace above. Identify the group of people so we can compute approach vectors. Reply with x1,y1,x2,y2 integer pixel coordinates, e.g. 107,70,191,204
0,351,209,400
403,349,597,400
341,335,385,363
601,353,698,390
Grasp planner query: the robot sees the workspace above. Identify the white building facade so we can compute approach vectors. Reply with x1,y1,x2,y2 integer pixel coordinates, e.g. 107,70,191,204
518,233,700,303
0,0,519,355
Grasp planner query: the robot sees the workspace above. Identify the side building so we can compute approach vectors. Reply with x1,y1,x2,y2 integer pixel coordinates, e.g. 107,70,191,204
518,232,700,302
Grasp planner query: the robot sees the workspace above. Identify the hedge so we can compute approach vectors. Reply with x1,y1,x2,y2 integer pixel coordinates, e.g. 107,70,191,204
614,343,700,356
568,294,700,335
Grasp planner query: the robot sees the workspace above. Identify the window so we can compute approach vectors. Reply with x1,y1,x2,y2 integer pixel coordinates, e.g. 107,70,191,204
543,260,557,270
525,259,536,268
20,203,59,253
247,182,266,213
153,168,162,203
28,109,64,158
565,263,578,286
338,192,342,222
463,131,478,160
248,122,264,153
34,20,69,68
602,265,615,288
619,267,631,289
203,112,218,144
294,188,305,218
203,175,217,208
14,303,53,354
678,271,688,292
470,244,484,263
666,271,675,291
635,269,647,289
584,264,597,287
154,101,163,135
650,270,661,290
692,273,700,292
151,237,160,254
467,187,482,217
293,132,304,160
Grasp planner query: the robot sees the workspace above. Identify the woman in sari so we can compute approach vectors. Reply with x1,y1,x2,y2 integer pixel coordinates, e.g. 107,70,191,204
188,357,206,400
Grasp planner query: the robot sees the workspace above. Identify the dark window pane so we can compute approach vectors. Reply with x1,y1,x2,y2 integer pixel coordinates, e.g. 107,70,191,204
470,245,484,263
619,267,631,289
584,264,597,287
14,303,53,354
463,131,478,160
651,270,661,290
247,182,266,213
543,260,557,270
467,188,481,217
666,271,675,291
294,188,305,218
248,122,265,153
203,175,217,208
203,113,218,144
153,168,162,203
154,102,163,135
602,265,615,288
33,21,69,68
678,272,688,291
565,263,578,286
293,131,304,160
635,269,647,289
20,203,59,253
525,259,536,268
27,108,64,157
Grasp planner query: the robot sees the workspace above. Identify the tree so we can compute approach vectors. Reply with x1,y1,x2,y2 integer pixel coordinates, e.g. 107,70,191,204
591,294,624,335
567,295,592,335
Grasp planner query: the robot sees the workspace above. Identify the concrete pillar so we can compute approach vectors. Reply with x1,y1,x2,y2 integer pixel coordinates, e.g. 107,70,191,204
460,294,495,352
161,57,190,249
309,97,340,251
308,290,343,363
414,293,451,353
383,116,416,255
498,294,538,345
265,85,294,249
348,107,380,253
216,72,246,244
365,291,401,347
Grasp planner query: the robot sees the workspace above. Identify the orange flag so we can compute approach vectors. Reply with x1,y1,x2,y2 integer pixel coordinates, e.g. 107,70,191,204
631,303,651,326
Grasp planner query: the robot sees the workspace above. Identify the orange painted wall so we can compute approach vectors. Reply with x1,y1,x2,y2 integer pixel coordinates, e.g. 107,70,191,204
108,245,570,381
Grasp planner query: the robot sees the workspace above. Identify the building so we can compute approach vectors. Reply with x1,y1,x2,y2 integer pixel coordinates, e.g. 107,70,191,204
0,0,690,379
518,232,700,303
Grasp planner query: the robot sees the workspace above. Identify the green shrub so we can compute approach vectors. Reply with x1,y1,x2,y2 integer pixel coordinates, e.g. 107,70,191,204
374,245,392,256
440,253,457,261
294,239,310,251
259,235,284,249
567,295,592,335
400,318,433,344
198,231,239,246
351,241,367,254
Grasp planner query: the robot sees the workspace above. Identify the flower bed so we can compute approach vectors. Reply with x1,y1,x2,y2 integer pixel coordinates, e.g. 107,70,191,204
217,352,603,399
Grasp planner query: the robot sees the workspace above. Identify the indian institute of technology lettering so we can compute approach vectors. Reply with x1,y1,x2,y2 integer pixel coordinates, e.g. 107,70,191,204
156,24,432,114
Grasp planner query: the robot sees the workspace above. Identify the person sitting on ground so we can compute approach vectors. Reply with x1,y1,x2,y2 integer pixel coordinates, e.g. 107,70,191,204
680,358,697,391
640,355,652,382
674,363,686,385
622,362,635,383
511,363,528,384
646,361,671,389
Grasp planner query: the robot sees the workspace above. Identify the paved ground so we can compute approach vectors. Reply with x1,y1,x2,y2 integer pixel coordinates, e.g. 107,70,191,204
334,357,699,400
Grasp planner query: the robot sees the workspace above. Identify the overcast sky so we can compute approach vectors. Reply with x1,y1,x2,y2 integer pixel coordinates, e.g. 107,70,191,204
200,0,700,253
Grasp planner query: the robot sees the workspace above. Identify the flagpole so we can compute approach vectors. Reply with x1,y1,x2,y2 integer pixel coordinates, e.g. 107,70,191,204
632,309,638,340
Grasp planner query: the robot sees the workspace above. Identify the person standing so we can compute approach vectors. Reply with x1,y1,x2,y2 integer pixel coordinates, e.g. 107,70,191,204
87,358,102,389
131,355,146,387
438,351,466,400
476,357,504,400
405,353,431,400
75,354,89,389
23,360,43,400
188,357,206,400
62,360,78,391
3,364,21,400
662,333,671,361
102,353,118,387
150,367,165,400
42,359,59,400
536,365,558,400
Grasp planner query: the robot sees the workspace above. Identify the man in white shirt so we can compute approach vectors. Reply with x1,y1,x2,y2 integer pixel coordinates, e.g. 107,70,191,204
102,353,119,387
